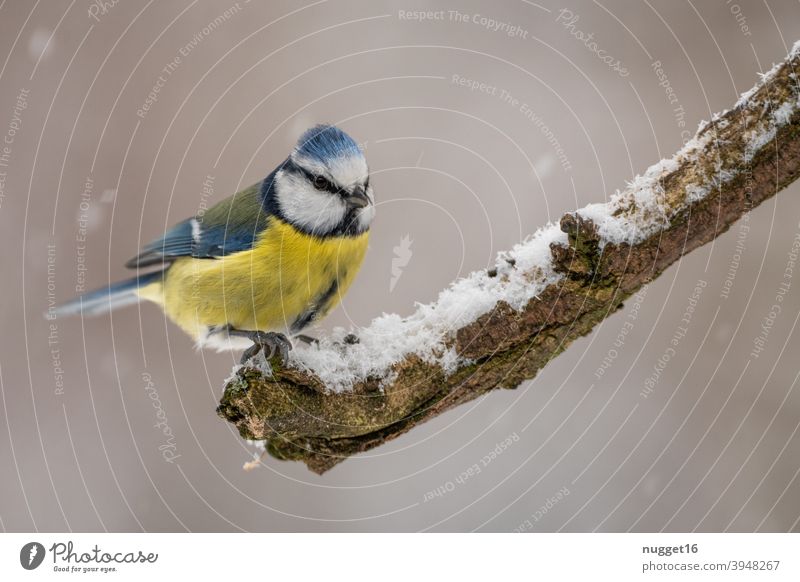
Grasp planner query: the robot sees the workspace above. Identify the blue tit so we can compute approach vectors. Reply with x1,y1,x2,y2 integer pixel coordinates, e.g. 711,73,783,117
55,124,375,363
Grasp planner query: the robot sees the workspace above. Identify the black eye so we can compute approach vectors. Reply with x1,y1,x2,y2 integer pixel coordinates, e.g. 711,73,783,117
313,175,330,190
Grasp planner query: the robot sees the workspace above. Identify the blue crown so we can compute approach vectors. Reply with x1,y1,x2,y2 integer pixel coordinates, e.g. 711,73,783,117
294,124,362,163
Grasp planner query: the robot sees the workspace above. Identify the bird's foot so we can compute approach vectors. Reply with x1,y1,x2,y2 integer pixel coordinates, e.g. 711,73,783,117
237,331,292,365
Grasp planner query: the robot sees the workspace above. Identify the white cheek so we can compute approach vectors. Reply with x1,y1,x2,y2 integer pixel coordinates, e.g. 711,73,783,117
357,206,375,230
276,171,347,234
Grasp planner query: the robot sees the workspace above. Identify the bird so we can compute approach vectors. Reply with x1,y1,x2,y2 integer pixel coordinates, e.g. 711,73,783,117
55,124,375,364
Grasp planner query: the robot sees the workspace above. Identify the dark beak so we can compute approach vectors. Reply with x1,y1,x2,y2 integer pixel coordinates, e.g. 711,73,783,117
346,187,370,209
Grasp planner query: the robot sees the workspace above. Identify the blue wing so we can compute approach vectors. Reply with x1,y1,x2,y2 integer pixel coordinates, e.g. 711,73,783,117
126,179,271,269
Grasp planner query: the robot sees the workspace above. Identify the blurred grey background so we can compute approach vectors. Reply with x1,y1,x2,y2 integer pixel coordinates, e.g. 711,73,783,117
1,0,799,532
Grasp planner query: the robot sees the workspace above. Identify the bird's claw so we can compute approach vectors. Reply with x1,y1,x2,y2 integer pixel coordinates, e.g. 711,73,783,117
240,331,292,365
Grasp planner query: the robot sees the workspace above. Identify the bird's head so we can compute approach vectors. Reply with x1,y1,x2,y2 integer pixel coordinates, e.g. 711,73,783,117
273,124,374,236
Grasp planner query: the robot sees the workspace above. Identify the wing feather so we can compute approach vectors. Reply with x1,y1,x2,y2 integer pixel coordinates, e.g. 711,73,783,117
125,180,271,269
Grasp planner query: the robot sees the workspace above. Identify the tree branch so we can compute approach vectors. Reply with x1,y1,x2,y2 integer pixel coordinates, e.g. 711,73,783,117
218,43,800,474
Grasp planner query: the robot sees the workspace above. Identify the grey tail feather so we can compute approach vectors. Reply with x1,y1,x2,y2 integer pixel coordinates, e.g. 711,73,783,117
52,270,164,317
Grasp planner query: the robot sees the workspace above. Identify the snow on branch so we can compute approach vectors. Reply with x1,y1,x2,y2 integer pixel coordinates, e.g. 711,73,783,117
219,42,800,474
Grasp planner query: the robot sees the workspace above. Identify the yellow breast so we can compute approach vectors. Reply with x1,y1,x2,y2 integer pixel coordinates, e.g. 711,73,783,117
139,217,369,342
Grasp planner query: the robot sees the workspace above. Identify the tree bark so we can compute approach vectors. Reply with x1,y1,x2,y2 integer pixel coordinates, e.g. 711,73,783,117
218,43,800,474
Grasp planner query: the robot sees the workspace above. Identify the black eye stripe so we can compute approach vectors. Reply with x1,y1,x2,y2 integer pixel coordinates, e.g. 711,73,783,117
285,158,370,197
289,162,344,195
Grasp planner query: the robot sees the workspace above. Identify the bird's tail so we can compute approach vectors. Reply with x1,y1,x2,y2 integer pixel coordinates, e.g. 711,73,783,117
52,270,165,317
